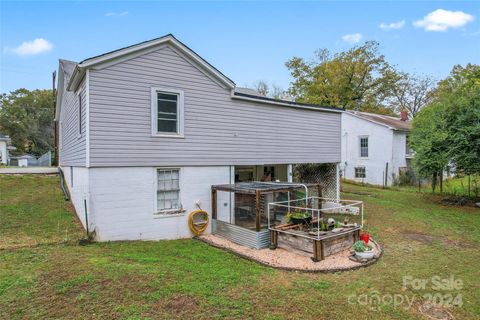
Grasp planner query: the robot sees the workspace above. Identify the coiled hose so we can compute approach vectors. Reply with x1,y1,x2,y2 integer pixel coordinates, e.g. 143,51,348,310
188,210,209,236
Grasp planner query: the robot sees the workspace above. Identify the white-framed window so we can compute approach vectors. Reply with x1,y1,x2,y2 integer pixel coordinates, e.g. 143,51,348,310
355,167,366,178
359,136,369,158
155,168,183,215
78,92,83,137
151,87,184,137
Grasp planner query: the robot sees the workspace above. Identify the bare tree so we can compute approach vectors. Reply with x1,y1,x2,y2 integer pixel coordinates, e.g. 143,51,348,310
252,81,287,100
253,81,270,96
389,72,436,117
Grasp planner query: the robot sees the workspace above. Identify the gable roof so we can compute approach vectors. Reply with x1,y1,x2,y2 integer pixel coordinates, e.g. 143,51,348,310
66,34,235,92
57,34,343,117
346,110,411,131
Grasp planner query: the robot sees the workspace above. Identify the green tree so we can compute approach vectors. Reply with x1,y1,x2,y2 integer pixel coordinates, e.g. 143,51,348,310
285,41,396,114
410,64,480,190
439,64,480,175
409,102,450,191
0,89,55,156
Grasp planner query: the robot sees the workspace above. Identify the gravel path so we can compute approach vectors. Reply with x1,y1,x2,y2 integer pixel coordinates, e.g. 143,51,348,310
200,234,381,272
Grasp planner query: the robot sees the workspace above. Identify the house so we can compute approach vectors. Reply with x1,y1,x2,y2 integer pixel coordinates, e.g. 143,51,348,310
0,134,12,165
341,110,412,186
55,34,342,242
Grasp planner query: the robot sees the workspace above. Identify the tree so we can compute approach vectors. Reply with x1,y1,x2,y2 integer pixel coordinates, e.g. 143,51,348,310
439,64,480,175
410,64,480,190
252,81,287,100
285,41,396,113
409,102,450,191
0,89,55,156
387,72,436,117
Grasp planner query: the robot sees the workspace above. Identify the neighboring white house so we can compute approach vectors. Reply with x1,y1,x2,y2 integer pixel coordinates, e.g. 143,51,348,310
341,110,412,186
0,134,12,165
56,34,343,242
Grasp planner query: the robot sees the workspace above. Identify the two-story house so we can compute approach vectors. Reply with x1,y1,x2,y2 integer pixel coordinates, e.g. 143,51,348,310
341,110,412,186
56,35,343,241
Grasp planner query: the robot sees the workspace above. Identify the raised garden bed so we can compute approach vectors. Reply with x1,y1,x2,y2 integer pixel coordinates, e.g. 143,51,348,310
271,225,360,261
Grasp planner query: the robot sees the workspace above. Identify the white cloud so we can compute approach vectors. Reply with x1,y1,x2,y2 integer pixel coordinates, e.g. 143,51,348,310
341,33,363,44
8,38,53,56
105,11,129,17
380,20,405,30
413,9,474,32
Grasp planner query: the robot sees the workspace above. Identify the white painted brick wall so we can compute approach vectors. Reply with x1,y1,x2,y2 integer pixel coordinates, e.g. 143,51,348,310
87,166,231,241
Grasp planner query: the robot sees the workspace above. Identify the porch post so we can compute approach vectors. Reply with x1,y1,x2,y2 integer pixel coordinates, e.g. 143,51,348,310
211,188,217,219
287,164,293,183
255,190,261,232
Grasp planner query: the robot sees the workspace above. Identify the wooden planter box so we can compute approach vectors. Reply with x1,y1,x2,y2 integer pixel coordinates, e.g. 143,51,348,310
272,228,360,261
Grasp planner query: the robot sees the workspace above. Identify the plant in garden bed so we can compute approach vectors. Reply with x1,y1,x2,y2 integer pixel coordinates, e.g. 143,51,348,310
287,211,312,225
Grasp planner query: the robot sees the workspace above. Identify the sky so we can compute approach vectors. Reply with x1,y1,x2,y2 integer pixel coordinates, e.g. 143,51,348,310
0,1,479,93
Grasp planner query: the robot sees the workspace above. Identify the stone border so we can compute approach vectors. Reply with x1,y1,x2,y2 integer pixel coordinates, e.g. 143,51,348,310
196,236,384,273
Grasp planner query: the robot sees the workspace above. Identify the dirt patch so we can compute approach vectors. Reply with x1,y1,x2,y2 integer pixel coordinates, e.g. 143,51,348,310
403,232,436,244
341,188,377,197
164,294,199,313
402,231,476,249
418,302,454,320
437,196,480,208
146,294,200,318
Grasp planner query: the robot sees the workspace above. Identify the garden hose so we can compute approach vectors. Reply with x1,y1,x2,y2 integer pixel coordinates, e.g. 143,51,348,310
188,210,209,236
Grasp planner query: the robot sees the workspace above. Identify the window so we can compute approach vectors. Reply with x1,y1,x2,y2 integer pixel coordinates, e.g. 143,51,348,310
78,93,83,136
359,137,369,158
355,167,366,178
151,88,184,137
156,169,182,214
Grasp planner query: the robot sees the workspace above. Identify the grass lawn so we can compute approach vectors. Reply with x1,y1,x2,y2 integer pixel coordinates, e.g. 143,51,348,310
1,175,479,319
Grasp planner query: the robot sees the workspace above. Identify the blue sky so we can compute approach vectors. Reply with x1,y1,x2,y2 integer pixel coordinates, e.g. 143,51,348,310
1,1,479,93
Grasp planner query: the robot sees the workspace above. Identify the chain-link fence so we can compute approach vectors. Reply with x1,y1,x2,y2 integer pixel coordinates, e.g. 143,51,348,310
293,163,339,199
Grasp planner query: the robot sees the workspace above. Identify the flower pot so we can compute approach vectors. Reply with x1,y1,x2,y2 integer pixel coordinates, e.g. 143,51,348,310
355,249,375,260
360,233,370,245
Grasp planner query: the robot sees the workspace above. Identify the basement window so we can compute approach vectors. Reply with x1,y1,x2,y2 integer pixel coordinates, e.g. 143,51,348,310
155,168,183,215
355,167,366,178
151,88,184,137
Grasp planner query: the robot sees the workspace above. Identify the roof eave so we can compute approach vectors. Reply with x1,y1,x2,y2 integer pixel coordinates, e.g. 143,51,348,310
231,91,344,113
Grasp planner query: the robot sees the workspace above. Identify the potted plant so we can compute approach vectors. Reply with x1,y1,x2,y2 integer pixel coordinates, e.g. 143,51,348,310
352,240,375,260
287,211,312,225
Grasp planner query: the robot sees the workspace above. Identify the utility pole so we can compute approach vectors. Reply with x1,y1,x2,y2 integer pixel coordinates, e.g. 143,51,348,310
52,71,58,166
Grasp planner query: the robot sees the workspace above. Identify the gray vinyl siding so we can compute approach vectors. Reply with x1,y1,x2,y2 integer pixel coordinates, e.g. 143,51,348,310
89,44,341,167
59,77,86,166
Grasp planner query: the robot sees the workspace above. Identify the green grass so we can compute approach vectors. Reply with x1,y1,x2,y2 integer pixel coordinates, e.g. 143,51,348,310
441,175,480,198
0,175,84,249
1,175,479,319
